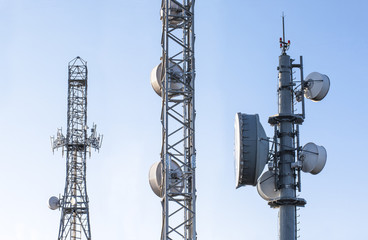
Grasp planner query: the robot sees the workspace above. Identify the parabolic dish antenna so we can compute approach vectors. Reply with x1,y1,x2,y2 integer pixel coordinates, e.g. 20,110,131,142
149,159,184,198
235,113,269,188
304,72,330,102
257,170,280,201
301,142,327,175
150,62,183,97
48,196,60,210
160,0,184,25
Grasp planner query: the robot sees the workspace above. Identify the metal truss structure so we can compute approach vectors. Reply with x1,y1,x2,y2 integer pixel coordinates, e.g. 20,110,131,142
160,1,197,239
51,57,102,240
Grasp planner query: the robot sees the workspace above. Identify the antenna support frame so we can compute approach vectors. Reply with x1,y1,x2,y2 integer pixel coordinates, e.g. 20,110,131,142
268,197,306,208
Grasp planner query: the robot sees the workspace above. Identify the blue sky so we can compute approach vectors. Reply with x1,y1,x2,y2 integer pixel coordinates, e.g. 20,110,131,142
0,0,367,239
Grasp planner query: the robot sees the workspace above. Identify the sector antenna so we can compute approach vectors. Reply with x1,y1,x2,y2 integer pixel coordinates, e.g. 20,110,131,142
234,16,330,240
148,1,197,239
49,57,103,240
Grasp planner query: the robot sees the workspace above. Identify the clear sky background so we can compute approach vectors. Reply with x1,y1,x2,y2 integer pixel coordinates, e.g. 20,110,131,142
0,0,367,239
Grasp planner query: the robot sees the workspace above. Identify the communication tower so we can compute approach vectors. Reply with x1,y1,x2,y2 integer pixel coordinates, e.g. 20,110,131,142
148,1,197,240
234,16,330,240
49,56,102,240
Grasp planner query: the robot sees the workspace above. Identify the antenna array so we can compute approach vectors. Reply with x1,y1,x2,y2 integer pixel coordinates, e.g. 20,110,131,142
49,57,102,240
148,1,197,240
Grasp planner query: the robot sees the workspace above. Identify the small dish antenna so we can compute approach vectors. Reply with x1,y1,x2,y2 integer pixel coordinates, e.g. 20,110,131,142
48,196,60,210
150,62,183,97
257,170,280,201
304,72,330,102
300,142,327,175
149,159,184,198
235,113,269,188
71,197,77,206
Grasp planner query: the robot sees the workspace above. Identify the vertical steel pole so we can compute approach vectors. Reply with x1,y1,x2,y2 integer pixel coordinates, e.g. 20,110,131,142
162,1,170,238
278,53,296,240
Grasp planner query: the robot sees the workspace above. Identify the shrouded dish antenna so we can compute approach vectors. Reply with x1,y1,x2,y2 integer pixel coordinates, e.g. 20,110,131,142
160,0,184,25
257,170,280,201
49,196,60,210
301,142,327,175
149,159,184,198
150,62,183,97
304,72,330,101
235,113,269,188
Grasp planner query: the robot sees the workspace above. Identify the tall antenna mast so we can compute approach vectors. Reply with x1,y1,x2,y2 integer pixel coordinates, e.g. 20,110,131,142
282,13,285,44
269,17,304,240
280,14,290,55
234,16,330,240
49,56,102,240
149,1,197,240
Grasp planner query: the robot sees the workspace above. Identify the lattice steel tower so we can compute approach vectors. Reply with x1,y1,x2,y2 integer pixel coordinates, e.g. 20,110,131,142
149,1,197,240
49,56,102,240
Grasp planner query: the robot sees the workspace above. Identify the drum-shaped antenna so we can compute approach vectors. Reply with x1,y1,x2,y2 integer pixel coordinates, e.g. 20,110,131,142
149,159,184,198
257,170,280,201
301,142,327,175
150,62,183,97
304,72,330,101
48,196,60,210
235,113,269,188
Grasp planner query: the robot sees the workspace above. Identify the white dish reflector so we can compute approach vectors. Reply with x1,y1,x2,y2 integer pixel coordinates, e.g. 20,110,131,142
160,1,184,25
149,159,184,198
49,196,60,210
301,142,327,175
235,113,269,188
150,62,183,97
257,170,280,201
304,72,330,101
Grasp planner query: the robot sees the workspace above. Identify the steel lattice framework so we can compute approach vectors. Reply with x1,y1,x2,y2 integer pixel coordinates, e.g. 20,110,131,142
160,1,196,239
51,57,102,240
